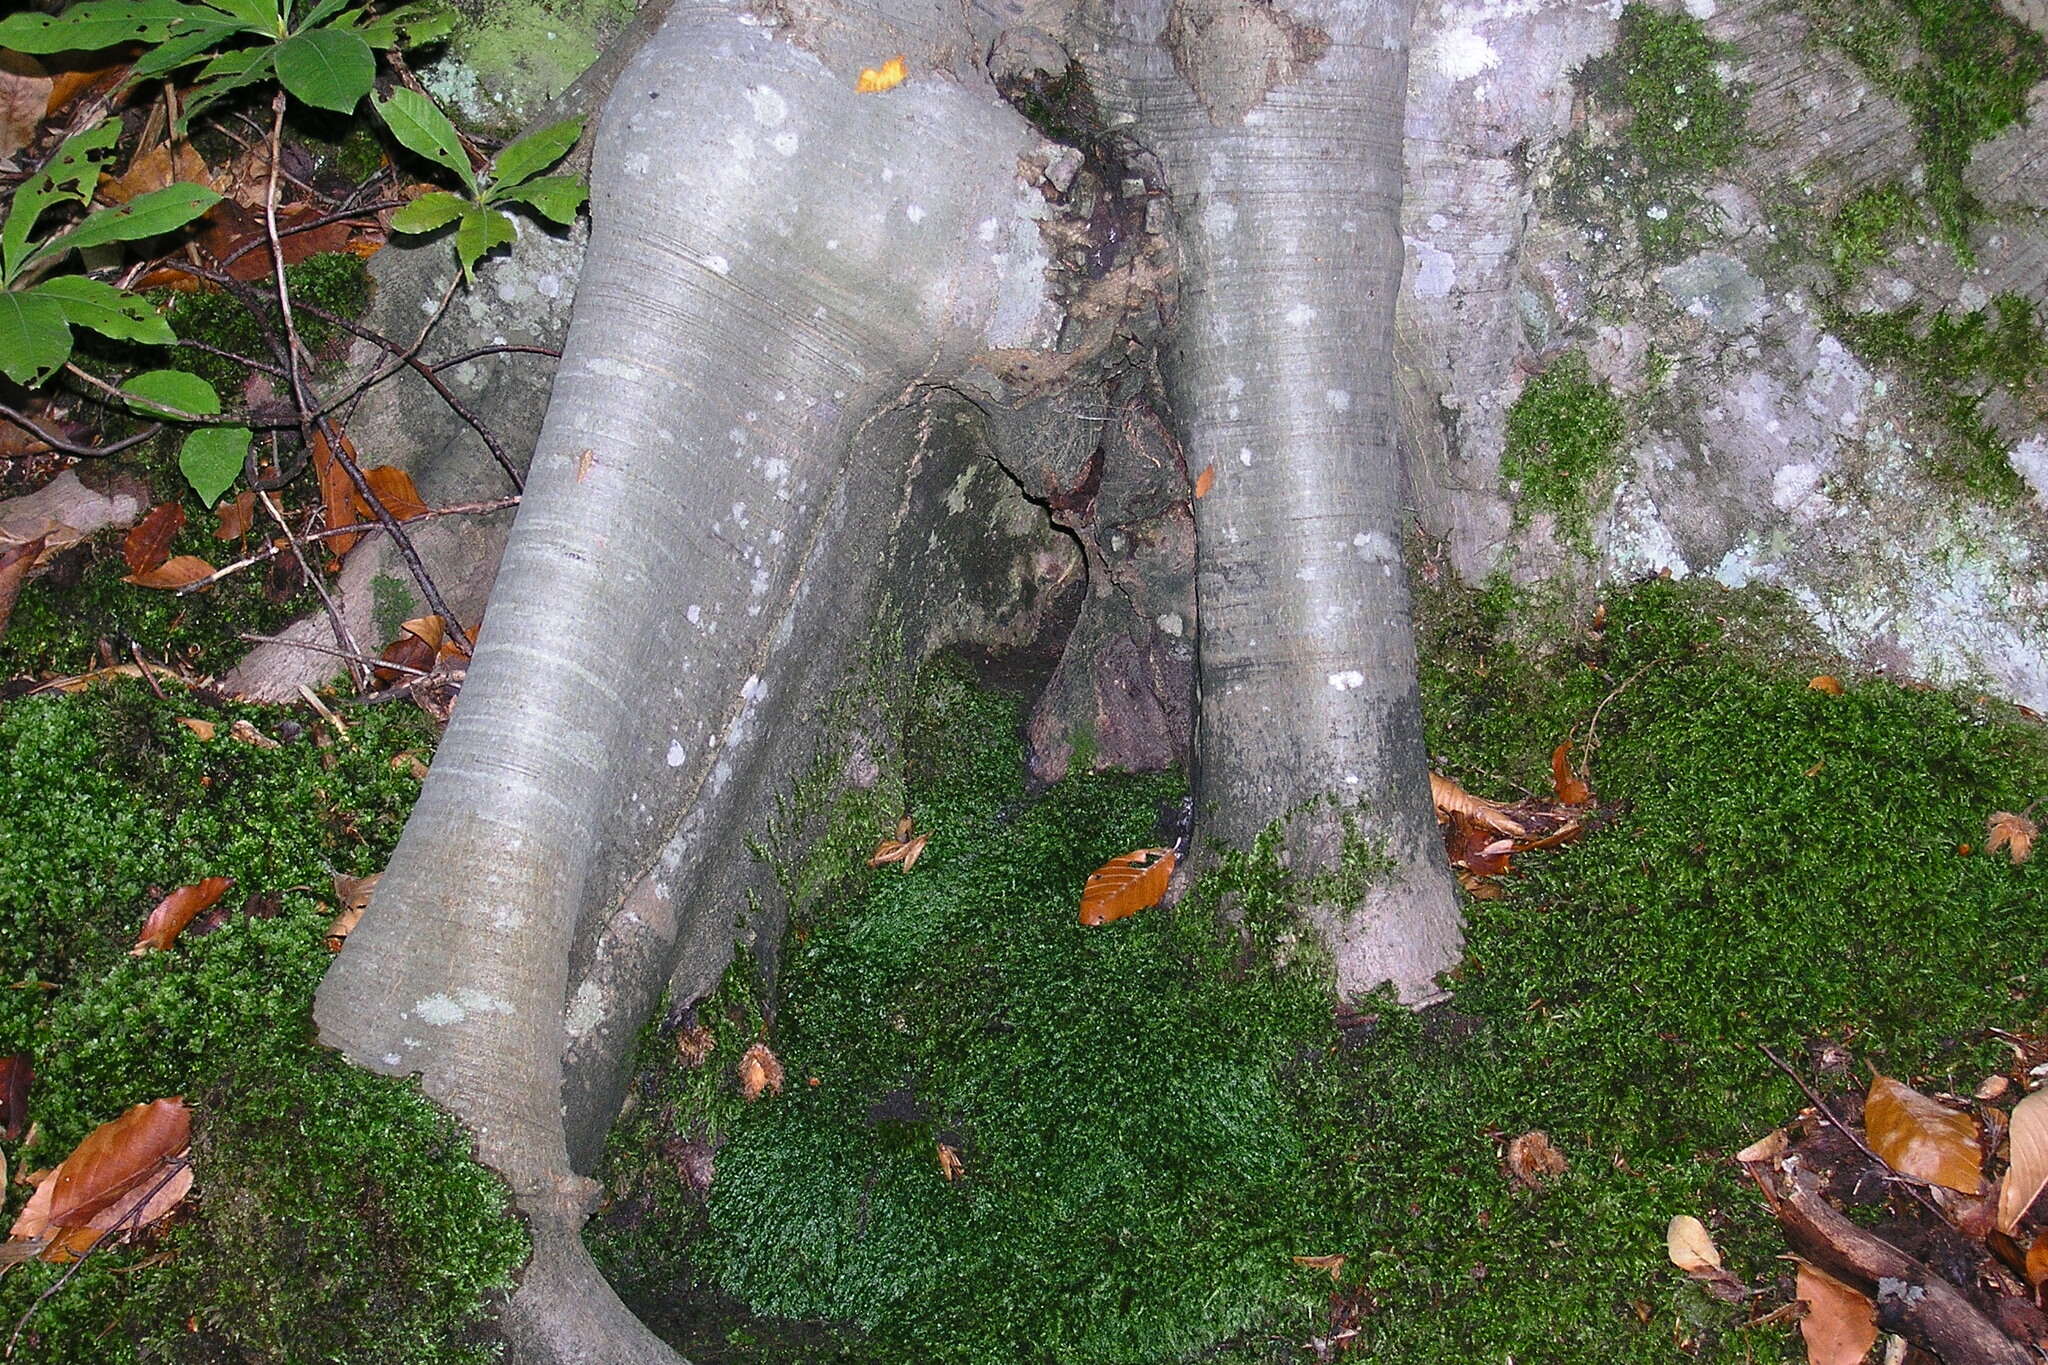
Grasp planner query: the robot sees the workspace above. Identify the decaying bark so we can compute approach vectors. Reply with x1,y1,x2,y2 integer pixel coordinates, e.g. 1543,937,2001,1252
313,0,1455,1357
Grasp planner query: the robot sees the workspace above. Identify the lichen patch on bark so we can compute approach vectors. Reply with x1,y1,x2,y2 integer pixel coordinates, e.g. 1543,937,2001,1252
1162,0,1330,125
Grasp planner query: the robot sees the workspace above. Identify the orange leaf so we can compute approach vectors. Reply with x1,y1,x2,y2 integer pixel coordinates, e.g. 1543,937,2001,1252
374,615,443,686
1794,1259,1877,1365
1988,810,2036,866
131,878,232,955
1428,773,1527,837
355,465,431,522
1865,1074,1983,1194
2029,1233,2048,1290
1504,1130,1568,1189
936,1142,964,1182
1193,464,1215,499
738,1043,784,1101
1999,1087,2048,1234
124,554,215,589
47,1098,190,1229
102,140,211,205
1808,675,1845,696
1292,1253,1346,1281
312,427,363,557
855,55,907,93
122,502,187,577
213,489,255,541
1550,742,1592,806
1079,847,1175,926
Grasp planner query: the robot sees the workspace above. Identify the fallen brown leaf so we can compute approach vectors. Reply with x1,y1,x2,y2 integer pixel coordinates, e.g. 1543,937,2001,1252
101,140,211,205
0,1054,30,1142
1079,847,1175,926
936,1142,964,1182
1794,1259,1878,1365
123,503,187,576
738,1043,783,1101
175,717,217,741
1734,1128,1789,1165
2029,1233,2048,1290
1550,742,1592,806
1429,772,1528,837
1193,463,1215,499
124,554,216,590
1505,1130,1568,1189
132,878,232,954
1999,1087,2048,1234
228,719,279,749
1665,1214,1722,1274
356,465,431,522
1808,675,1845,696
0,534,45,641
213,489,255,540
325,904,363,952
330,872,379,915
1988,811,2036,866
1865,1074,1982,1195
47,1098,190,1229
1292,1253,1346,1281
674,1023,716,1068
374,614,443,686
0,51,49,161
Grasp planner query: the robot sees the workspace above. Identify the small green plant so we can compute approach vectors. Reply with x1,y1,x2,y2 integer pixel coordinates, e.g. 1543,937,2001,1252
0,0,454,127
375,89,586,281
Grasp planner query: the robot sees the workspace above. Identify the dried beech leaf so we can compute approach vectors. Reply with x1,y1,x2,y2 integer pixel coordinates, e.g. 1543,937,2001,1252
867,839,911,867
325,904,363,952
132,877,232,954
1429,773,1528,836
1734,1129,1789,1165
1550,742,1592,806
1998,1087,2048,1234
374,616,442,686
1078,847,1175,926
48,1098,190,1228
1808,675,1845,696
1988,811,2036,866
855,55,907,92
312,427,364,556
0,1054,30,1142
1977,1075,2012,1102
124,554,215,589
738,1043,784,1101
102,140,211,204
675,1023,716,1068
2029,1233,2048,1290
1794,1259,1878,1365
0,52,50,161
898,833,928,872
331,872,379,914
176,717,216,741
1193,463,1215,499
1292,1253,1346,1281
123,502,186,576
1865,1074,1983,1195
356,465,432,522
213,489,255,540
1505,1130,1568,1189
228,719,279,749
936,1142,964,1182
1665,1214,1722,1274
7,1167,55,1243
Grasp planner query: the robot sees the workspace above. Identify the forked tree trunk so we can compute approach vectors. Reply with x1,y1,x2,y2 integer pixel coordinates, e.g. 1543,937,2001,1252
314,0,1455,1358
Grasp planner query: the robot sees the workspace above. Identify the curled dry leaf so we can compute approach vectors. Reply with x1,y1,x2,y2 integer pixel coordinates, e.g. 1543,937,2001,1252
176,717,217,741
2028,1233,2048,1290
1794,1259,1878,1365
936,1142,965,1182
375,614,444,686
1429,773,1528,837
866,829,928,871
358,465,432,522
1193,463,1215,499
47,1098,190,1229
1988,811,2036,866
125,554,216,590
1998,1087,2048,1235
132,878,232,954
1078,847,1175,926
102,140,211,204
325,904,363,952
1550,742,1593,806
1665,1214,1723,1274
123,502,186,577
213,489,255,540
1808,675,1846,696
1977,1075,2012,1102
1865,1074,1983,1195
1505,1131,1569,1189
738,1043,784,1101
1292,1253,1347,1282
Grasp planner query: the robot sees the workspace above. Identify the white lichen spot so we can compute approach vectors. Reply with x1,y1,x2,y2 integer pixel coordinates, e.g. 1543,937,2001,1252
623,151,651,176
906,204,927,224
456,989,513,1015
1433,28,1500,80
1239,446,1254,466
1325,389,1352,412
1407,238,1456,297
825,238,840,251
1344,773,1360,786
751,567,770,596
1155,612,1184,637
565,981,607,1039
1352,530,1395,562
977,217,999,243
415,994,467,1026
1203,197,1238,237
703,254,731,276
667,738,686,767
1683,0,1716,16
1226,375,1245,399
687,603,702,625
1285,303,1318,326
772,133,799,156
743,84,788,126
1328,670,1366,691
2010,433,2048,508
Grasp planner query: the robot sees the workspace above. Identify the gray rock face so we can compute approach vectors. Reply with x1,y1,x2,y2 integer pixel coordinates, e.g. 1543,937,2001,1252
1401,0,2048,710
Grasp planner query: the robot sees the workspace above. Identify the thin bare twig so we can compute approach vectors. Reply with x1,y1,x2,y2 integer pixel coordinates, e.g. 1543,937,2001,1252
0,404,162,458
5,1157,191,1357
1583,662,1657,759
179,496,520,594
237,632,427,677
256,484,366,692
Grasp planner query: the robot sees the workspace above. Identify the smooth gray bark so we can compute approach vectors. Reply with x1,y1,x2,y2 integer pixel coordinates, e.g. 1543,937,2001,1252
314,0,1457,1357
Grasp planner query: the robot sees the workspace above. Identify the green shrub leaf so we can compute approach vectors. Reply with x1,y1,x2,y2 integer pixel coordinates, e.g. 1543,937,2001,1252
487,118,582,191
387,191,470,235
1,120,120,283
178,47,280,130
127,13,257,86
180,424,253,506
29,184,222,266
347,0,455,50
30,276,177,346
488,176,586,227
123,369,223,421
0,0,222,52
274,26,374,112
202,0,282,30
453,206,516,281
373,87,476,195
0,291,73,387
